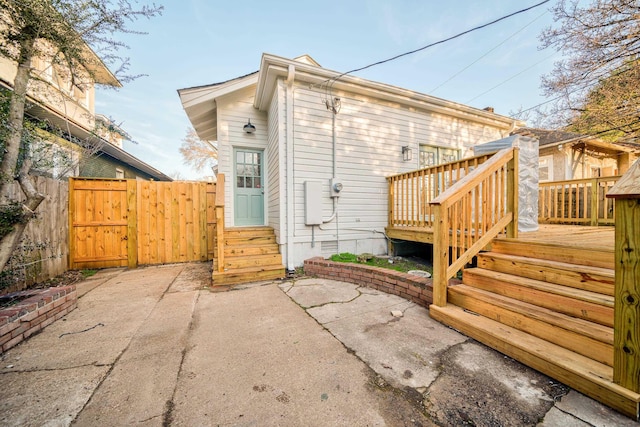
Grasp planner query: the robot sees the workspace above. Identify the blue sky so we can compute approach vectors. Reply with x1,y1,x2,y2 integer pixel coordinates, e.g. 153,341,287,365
96,0,560,180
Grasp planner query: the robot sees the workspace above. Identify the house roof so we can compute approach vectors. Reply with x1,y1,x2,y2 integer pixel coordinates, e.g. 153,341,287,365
513,127,640,154
178,53,523,142
177,72,259,141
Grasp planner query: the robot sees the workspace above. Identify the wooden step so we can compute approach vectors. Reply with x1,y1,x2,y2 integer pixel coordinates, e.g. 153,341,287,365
224,235,276,246
448,284,613,366
220,244,280,257
214,253,283,270
476,251,614,296
429,304,640,420
224,227,276,238
212,265,285,286
463,268,614,327
491,239,614,270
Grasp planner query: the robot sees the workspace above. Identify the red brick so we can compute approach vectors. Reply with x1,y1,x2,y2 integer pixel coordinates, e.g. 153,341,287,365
53,297,66,308
2,334,24,352
0,332,13,346
20,309,39,322
29,312,48,328
10,323,29,339
24,323,42,339
0,320,20,337
40,316,56,329
36,303,53,317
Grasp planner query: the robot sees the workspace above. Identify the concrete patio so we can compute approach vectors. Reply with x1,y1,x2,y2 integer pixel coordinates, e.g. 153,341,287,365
0,263,634,426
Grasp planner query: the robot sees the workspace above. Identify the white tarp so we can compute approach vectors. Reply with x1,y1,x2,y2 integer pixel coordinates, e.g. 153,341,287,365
473,134,539,232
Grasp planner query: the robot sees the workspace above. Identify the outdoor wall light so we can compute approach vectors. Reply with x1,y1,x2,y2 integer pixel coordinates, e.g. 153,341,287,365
243,119,256,134
402,146,412,162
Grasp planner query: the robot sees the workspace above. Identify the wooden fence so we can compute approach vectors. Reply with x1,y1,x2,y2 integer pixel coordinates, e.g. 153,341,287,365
539,176,620,226
3,176,69,292
69,178,217,269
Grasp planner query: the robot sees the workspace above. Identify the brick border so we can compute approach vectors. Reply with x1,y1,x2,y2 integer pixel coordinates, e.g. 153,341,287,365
303,257,433,307
0,286,77,353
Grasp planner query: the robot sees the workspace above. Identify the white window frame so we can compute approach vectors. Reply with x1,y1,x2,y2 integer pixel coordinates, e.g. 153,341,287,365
419,144,460,168
539,155,554,182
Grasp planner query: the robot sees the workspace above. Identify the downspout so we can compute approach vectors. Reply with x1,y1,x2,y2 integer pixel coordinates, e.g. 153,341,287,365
285,64,295,273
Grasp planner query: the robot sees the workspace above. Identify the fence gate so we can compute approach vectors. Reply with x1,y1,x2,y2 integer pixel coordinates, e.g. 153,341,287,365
69,178,216,270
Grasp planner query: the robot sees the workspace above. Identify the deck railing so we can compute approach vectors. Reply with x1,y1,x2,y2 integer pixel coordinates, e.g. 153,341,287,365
539,176,620,226
215,174,225,273
430,147,519,307
387,153,494,228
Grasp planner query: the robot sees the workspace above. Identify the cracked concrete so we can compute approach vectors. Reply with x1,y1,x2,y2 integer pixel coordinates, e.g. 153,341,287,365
282,277,638,427
0,268,637,426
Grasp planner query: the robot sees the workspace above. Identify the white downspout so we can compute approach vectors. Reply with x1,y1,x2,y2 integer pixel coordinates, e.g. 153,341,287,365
285,64,295,273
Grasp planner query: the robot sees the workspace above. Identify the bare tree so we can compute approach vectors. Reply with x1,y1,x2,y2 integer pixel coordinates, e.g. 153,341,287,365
179,127,218,173
0,0,163,272
539,0,640,138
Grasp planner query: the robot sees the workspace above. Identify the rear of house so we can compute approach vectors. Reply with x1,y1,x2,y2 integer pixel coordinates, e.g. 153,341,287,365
179,53,521,271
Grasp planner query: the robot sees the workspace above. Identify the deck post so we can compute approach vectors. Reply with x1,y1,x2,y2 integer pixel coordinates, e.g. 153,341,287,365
506,149,519,239
215,174,226,274
432,202,449,307
607,160,640,393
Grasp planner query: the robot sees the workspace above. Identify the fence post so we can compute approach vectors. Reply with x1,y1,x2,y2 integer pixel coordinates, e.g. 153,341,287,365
607,159,640,392
126,180,138,269
68,178,76,270
215,174,226,273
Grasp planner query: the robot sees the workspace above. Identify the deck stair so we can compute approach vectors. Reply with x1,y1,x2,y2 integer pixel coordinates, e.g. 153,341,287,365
430,237,640,420
212,226,285,286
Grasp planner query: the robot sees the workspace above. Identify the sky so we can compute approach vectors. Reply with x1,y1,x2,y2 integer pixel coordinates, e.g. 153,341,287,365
96,0,562,180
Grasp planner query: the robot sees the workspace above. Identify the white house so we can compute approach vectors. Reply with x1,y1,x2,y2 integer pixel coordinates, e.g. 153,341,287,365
178,53,521,271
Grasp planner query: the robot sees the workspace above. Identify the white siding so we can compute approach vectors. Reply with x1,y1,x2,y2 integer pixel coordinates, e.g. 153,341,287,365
215,85,268,226
284,82,507,266
267,83,285,242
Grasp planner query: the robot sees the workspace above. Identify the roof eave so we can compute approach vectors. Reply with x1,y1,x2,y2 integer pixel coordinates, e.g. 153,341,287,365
254,53,521,129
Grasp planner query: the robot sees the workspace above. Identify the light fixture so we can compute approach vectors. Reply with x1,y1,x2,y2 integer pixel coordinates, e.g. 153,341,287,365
402,146,412,162
243,119,256,134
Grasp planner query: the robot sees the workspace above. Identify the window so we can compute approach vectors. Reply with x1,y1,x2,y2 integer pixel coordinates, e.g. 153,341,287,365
419,145,460,168
539,155,553,182
115,168,124,179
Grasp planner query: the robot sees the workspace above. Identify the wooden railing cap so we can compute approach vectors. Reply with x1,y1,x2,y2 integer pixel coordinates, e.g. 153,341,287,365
607,159,640,199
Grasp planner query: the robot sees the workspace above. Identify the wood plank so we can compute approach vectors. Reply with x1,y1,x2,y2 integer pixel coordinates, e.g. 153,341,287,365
429,304,640,420
463,268,614,327
491,239,614,270
68,178,76,269
448,284,613,366
126,180,138,268
613,198,640,391
476,252,614,296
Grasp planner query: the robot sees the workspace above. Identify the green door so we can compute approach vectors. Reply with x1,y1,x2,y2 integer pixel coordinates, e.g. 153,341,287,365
234,149,265,226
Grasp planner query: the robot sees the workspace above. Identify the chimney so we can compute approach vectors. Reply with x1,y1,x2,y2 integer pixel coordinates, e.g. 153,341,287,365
483,107,495,113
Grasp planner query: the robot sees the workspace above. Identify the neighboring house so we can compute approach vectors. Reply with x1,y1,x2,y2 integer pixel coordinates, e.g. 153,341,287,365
0,38,171,181
514,128,640,182
178,53,522,270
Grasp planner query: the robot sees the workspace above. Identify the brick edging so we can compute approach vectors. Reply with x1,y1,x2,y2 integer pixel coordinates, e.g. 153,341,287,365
0,286,77,353
303,257,433,307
